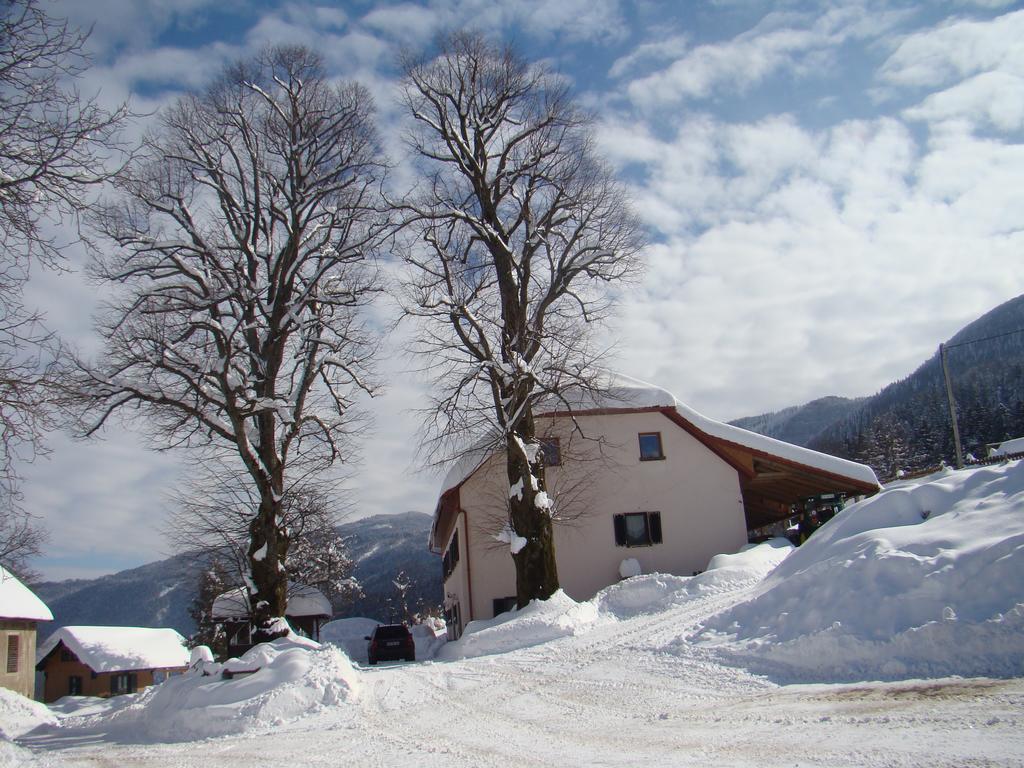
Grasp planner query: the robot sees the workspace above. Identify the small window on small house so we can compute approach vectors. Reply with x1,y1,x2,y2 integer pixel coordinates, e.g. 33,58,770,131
60,648,75,662
638,432,664,461
613,512,663,547
6,635,19,673
68,675,82,696
111,672,137,696
540,438,561,467
493,596,518,617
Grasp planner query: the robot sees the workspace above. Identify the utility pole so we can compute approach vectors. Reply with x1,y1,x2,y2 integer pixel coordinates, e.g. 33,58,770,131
939,343,964,469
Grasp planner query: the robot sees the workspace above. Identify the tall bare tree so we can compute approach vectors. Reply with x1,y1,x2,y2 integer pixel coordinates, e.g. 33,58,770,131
164,458,360,612
0,0,128,572
78,46,388,639
398,33,644,606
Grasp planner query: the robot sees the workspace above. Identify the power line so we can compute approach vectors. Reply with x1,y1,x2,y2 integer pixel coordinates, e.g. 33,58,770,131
944,327,1024,350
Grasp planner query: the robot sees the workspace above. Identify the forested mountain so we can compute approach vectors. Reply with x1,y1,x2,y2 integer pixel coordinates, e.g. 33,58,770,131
733,294,1024,480
33,512,441,638
730,396,865,447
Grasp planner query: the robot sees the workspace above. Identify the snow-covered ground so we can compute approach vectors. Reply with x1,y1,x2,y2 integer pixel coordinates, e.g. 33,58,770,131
6,462,1024,766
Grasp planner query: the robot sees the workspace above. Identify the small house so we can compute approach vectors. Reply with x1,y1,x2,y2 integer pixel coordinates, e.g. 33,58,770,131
430,375,880,639
0,565,53,699
212,584,331,658
35,626,189,702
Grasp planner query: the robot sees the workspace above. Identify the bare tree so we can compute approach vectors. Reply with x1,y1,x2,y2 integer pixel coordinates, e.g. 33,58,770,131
398,33,644,606
77,46,388,639
0,0,128,568
164,458,361,613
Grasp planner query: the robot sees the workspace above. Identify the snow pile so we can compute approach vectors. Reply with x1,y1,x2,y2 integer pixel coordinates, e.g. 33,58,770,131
88,636,359,741
437,590,599,660
410,618,448,660
320,617,380,663
597,539,793,619
0,687,57,740
696,462,1024,681
36,626,189,672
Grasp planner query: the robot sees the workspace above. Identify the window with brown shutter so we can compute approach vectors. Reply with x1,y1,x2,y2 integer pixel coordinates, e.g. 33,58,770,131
5,635,18,673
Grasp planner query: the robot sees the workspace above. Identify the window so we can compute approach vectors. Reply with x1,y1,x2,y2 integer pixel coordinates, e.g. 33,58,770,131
613,512,663,547
6,635,19,673
230,623,251,646
638,432,664,461
111,672,137,696
61,648,76,662
493,596,517,617
540,438,561,467
442,529,460,580
68,675,82,696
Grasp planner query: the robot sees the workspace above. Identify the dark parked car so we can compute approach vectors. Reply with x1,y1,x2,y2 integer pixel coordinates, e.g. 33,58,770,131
366,624,415,664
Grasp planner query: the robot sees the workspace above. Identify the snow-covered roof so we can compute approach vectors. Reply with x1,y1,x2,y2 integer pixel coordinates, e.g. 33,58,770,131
36,626,189,672
990,437,1024,457
212,585,331,620
0,565,52,622
438,373,879,497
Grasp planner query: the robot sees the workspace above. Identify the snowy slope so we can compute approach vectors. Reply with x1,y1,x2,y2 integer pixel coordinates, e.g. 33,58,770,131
697,461,1024,681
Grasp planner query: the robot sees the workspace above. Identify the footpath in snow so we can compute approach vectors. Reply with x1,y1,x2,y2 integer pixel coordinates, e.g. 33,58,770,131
5,461,1024,766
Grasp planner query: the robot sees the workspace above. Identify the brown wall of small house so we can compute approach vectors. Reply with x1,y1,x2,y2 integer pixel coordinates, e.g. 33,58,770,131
0,619,39,699
38,644,182,702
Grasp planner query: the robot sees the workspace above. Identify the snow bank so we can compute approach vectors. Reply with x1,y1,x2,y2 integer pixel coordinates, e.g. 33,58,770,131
696,462,1024,681
0,687,57,740
86,637,359,741
437,590,599,660
596,539,793,619
410,618,448,660
320,616,380,663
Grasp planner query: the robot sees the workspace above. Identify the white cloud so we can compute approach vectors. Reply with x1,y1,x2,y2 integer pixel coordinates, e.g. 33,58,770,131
608,34,689,79
879,9,1024,88
619,5,906,109
601,107,1024,421
903,70,1024,132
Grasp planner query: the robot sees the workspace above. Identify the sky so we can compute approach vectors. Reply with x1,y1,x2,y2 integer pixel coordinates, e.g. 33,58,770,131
17,0,1024,581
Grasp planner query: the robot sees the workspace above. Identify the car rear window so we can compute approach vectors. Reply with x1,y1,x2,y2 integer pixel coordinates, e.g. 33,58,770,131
374,625,411,639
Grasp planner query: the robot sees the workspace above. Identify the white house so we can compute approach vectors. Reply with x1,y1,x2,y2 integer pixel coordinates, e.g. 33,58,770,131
0,565,52,699
429,376,879,638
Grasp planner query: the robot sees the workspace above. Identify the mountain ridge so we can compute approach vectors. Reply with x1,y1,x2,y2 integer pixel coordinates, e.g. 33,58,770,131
31,511,441,638
731,294,1024,478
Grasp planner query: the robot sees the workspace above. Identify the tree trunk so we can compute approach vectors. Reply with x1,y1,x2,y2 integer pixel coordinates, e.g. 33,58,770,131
248,488,290,641
507,410,559,607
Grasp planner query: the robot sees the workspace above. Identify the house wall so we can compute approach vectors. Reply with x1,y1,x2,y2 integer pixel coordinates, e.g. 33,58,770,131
38,643,182,702
456,411,748,622
0,619,39,699
441,510,471,638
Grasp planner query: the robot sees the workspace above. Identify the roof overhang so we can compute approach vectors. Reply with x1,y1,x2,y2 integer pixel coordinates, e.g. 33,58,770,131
657,407,880,529
429,486,462,553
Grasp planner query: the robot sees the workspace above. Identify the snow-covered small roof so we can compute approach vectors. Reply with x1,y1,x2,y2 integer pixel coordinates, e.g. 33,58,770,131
36,626,189,672
990,437,1024,457
0,565,53,622
438,374,879,497
212,585,331,620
